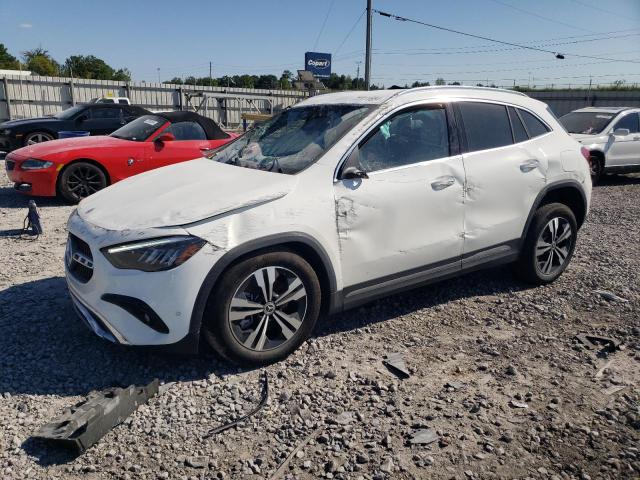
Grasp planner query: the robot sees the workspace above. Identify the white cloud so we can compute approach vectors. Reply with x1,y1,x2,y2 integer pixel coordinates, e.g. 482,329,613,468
19,23,32,28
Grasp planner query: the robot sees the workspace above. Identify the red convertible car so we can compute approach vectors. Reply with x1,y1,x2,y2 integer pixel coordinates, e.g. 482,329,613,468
5,111,238,203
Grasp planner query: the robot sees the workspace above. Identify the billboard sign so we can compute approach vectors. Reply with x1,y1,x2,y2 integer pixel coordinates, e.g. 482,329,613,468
304,52,332,78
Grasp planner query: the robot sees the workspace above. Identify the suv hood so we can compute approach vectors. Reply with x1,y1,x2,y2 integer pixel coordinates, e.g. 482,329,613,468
569,133,607,143
77,159,297,230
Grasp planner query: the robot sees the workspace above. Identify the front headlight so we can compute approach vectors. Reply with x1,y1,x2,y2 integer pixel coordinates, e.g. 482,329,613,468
101,236,206,272
20,159,54,170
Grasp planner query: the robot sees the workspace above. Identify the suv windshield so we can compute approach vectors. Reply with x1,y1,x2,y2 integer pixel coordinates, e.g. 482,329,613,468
54,105,86,120
110,115,167,141
212,104,372,174
558,111,615,134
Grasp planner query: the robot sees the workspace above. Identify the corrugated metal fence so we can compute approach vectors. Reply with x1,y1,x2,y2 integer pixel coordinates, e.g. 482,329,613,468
2,75,639,123
0,75,308,126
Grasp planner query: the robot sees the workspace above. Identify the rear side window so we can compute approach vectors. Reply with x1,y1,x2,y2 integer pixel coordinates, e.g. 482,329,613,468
519,109,550,138
508,107,528,143
458,102,513,151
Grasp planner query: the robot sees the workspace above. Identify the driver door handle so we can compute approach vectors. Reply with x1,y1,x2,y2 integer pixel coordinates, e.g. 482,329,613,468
520,159,539,173
431,176,456,191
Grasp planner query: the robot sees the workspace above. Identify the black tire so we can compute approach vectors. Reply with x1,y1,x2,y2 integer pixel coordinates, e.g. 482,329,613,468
202,250,322,366
588,155,603,185
58,162,108,203
514,202,577,285
23,131,55,146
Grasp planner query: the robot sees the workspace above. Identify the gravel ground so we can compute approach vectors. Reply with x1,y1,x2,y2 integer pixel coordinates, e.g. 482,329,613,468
1,160,638,480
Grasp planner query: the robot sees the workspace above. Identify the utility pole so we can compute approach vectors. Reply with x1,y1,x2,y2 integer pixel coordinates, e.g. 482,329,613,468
356,61,362,90
157,67,160,83
365,0,372,90
209,61,213,85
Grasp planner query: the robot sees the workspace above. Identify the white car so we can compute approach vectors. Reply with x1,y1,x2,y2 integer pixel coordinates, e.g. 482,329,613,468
90,96,131,105
558,106,640,183
65,86,591,365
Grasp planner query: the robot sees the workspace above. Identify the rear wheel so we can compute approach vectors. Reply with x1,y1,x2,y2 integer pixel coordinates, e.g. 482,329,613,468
202,251,321,365
588,155,603,185
514,203,577,284
24,131,54,146
58,162,107,203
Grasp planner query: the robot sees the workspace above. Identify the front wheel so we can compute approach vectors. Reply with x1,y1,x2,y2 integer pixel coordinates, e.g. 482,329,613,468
24,131,55,146
514,203,577,285
58,162,108,203
202,251,322,365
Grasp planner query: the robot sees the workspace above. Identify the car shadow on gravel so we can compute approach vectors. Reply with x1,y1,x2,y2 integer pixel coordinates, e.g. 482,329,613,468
597,173,640,186
316,265,533,338
0,185,68,209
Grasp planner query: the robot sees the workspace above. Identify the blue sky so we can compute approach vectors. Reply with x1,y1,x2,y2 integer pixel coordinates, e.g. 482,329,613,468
1,0,639,88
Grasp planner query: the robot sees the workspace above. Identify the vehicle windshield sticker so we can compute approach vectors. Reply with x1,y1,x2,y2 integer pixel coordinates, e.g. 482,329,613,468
144,119,159,125
596,115,613,119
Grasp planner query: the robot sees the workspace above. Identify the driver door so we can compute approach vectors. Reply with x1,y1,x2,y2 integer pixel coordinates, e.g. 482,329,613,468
334,104,465,304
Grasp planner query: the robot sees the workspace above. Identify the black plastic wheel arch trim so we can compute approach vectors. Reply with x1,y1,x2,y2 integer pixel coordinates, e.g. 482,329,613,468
101,294,170,334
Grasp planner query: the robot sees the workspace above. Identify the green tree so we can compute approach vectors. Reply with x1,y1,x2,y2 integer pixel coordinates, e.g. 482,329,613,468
23,48,59,75
0,44,20,69
279,70,294,89
112,68,132,81
435,77,446,86
63,55,113,79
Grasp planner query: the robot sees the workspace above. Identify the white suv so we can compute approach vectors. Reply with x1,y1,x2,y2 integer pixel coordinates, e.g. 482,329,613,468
559,106,640,183
65,87,591,365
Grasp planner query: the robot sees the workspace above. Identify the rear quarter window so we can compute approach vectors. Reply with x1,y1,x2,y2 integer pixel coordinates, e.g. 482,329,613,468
519,109,550,138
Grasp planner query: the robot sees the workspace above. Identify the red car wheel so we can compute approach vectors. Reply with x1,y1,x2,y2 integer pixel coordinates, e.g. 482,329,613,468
58,162,108,203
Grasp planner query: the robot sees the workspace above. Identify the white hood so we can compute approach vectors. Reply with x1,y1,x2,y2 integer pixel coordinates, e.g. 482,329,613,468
77,159,297,230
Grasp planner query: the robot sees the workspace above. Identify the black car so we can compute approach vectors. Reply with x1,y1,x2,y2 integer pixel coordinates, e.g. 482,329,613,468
0,104,150,152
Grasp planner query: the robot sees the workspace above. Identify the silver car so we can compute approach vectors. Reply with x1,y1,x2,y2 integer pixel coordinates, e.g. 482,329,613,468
559,107,640,183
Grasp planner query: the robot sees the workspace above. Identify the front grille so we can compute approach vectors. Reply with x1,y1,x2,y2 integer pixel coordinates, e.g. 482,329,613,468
66,233,94,283
5,159,15,171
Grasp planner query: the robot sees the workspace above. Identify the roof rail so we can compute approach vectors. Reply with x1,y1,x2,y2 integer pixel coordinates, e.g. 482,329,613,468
394,85,529,98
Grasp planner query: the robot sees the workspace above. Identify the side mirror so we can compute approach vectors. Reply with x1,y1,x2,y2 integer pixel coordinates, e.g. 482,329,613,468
613,128,630,137
155,132,175,144
341,166,369,180
340,147,368,180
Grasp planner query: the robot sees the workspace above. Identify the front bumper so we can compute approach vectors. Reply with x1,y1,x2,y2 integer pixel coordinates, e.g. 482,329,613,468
65,212,222,347
5,154,58,197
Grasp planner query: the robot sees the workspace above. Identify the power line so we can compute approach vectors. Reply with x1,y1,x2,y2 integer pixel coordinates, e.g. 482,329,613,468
373,9,640,64
313,0,336,51
568,0,638,21
488,0,594,32
334,10,365,56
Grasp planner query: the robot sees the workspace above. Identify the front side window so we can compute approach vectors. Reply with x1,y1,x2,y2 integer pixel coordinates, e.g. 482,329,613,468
92,107,122,119
54,105,86,119
613,113,639,133
212,104,372,174
458,102,513,152
162,121,207,141
358,106,449,172
110,115,167,142
558,111,614,135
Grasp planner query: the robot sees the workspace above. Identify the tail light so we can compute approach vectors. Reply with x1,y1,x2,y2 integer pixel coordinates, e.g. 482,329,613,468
580,146,590,162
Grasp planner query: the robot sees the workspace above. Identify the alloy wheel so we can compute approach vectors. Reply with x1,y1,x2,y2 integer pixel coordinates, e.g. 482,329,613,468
228,266,307,352
26,132,54,145
535,217,573,276
66,165,104,198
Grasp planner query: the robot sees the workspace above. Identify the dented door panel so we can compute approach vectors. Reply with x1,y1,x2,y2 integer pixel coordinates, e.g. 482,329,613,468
462,143,549,254
335,156,465,288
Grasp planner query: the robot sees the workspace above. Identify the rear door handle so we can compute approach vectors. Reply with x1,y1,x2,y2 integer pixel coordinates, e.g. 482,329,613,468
431,176,456,191
519,159,539,173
